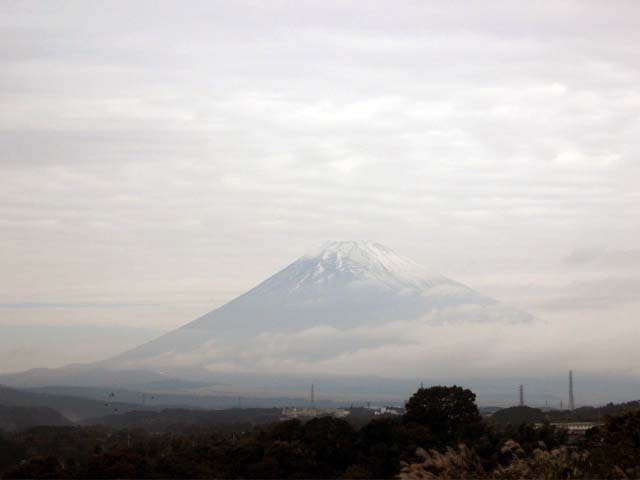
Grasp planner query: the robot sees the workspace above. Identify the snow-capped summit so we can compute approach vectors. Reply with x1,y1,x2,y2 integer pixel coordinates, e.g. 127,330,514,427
240,240,447,302
297,240,445,291
107,241,532,369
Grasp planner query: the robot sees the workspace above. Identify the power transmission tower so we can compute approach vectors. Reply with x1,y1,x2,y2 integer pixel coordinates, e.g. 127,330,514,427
569,370,575,410
310,383,315,408
519,384,524,407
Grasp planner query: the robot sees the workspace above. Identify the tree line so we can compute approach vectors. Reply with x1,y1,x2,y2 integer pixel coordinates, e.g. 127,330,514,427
1,385,639,478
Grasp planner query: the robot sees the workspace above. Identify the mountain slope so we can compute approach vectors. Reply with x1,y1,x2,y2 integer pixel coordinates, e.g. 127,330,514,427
0,405,72,431
106,241,531,371
0,384,153,422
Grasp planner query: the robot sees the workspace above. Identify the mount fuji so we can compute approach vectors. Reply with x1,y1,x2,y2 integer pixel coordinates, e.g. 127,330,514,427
104,241,532,373
6,242,640,406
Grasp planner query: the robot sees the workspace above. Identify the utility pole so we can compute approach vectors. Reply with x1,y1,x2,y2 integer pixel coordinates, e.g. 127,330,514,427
310,384,315,408
569,370,575,411
519,384,524,407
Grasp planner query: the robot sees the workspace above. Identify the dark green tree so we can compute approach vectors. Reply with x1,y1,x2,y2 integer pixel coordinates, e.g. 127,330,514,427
303,417,355,477
403,385,483,445
594,409,640,478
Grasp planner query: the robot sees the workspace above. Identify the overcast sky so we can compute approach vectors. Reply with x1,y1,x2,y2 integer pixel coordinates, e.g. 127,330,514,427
1,1,640,373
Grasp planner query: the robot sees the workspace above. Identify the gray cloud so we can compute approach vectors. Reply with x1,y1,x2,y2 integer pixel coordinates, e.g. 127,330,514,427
1,1,639,375
0,302,160,309
563,248,640,269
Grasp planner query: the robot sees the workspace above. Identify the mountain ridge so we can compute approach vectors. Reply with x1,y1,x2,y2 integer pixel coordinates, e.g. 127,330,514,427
105,241,531,371
0,241,536,402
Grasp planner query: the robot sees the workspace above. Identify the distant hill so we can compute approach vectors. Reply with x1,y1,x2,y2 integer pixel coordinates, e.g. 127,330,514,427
490,401,640,425
0,365,170,389
24,385,347,410
0,384,154,422
479,406,503,415
0,405,72,431
84,408,283,432
491,406,547,425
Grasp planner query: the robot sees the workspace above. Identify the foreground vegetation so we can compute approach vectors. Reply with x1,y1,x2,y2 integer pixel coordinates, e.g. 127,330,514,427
1,385,639,479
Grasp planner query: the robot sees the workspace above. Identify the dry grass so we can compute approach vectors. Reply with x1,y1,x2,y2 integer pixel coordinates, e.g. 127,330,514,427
398,440,592,480
398,444,485,479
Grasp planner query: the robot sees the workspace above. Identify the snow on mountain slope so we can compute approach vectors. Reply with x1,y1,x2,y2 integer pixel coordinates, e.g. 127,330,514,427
106,241,532,370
